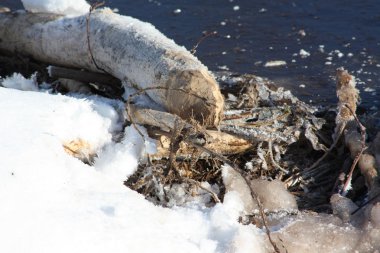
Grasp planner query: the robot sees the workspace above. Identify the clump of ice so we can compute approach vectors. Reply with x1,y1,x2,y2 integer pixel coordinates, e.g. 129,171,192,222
299,49,310,58
370,203,380,228
222,166,298,214
264,60,287,67
21,0,90,16
1,73,38,91
330,193,358,222
251,179,298,211
272,213,363,253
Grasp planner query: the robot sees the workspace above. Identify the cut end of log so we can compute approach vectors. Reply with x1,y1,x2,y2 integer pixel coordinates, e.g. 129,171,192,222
165,69,224,127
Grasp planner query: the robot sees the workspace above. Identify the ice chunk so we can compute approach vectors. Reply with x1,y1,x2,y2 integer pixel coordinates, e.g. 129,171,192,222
250,179,298,211
299,49,310,58
370,203,380,228
222,166,298,214
222,165,257,213
264,60,287,67
272,213,364,253
330,194,358,222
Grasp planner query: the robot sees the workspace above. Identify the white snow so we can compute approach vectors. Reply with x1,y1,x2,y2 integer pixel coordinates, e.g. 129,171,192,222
0,85,266,253
21,0,90,16
1,72,38,91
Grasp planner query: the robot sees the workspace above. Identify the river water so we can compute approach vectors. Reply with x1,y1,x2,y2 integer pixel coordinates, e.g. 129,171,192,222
3,0,380,109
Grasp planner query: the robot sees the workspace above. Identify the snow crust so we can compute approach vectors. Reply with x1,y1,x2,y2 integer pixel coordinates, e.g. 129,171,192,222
0,86,265,253
21,0,90,16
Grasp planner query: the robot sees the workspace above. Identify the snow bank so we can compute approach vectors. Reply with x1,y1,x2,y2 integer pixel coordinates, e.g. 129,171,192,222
21,0,90,16
0,87,266,253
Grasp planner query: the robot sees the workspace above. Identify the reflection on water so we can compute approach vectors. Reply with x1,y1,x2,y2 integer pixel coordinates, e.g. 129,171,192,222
3,0,380,108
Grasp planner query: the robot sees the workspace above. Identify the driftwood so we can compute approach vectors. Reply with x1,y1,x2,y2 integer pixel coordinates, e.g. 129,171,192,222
0,9,224,126
127,104,252,158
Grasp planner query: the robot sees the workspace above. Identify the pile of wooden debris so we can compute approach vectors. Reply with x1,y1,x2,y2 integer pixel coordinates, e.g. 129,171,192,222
125,72,339,211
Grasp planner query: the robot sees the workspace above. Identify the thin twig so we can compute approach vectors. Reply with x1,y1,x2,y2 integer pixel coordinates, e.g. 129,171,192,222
168,118,184,175
86,2,110,74
268,139,289,174
183,178,221,203
190,31,217,55
257,195,281,253
351,192,380,215
340,104,367,196
304,123,346,172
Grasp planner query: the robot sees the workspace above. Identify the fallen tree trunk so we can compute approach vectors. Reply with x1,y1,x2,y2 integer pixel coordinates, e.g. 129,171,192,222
0,9,224,126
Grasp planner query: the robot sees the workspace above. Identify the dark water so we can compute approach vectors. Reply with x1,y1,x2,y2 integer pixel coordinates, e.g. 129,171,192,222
3,0,380,108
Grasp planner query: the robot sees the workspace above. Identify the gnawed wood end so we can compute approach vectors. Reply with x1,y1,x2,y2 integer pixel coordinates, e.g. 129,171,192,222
165,69,224,127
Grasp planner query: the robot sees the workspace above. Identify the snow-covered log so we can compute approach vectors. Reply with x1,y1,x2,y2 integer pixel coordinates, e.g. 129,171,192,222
0,9,224,126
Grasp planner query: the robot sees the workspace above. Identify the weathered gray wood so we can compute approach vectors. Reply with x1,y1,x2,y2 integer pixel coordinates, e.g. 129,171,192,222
127,104,252,157
0,9,224,126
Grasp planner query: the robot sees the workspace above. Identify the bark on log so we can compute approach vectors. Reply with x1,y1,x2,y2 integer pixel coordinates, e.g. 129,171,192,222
0,9,224,126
